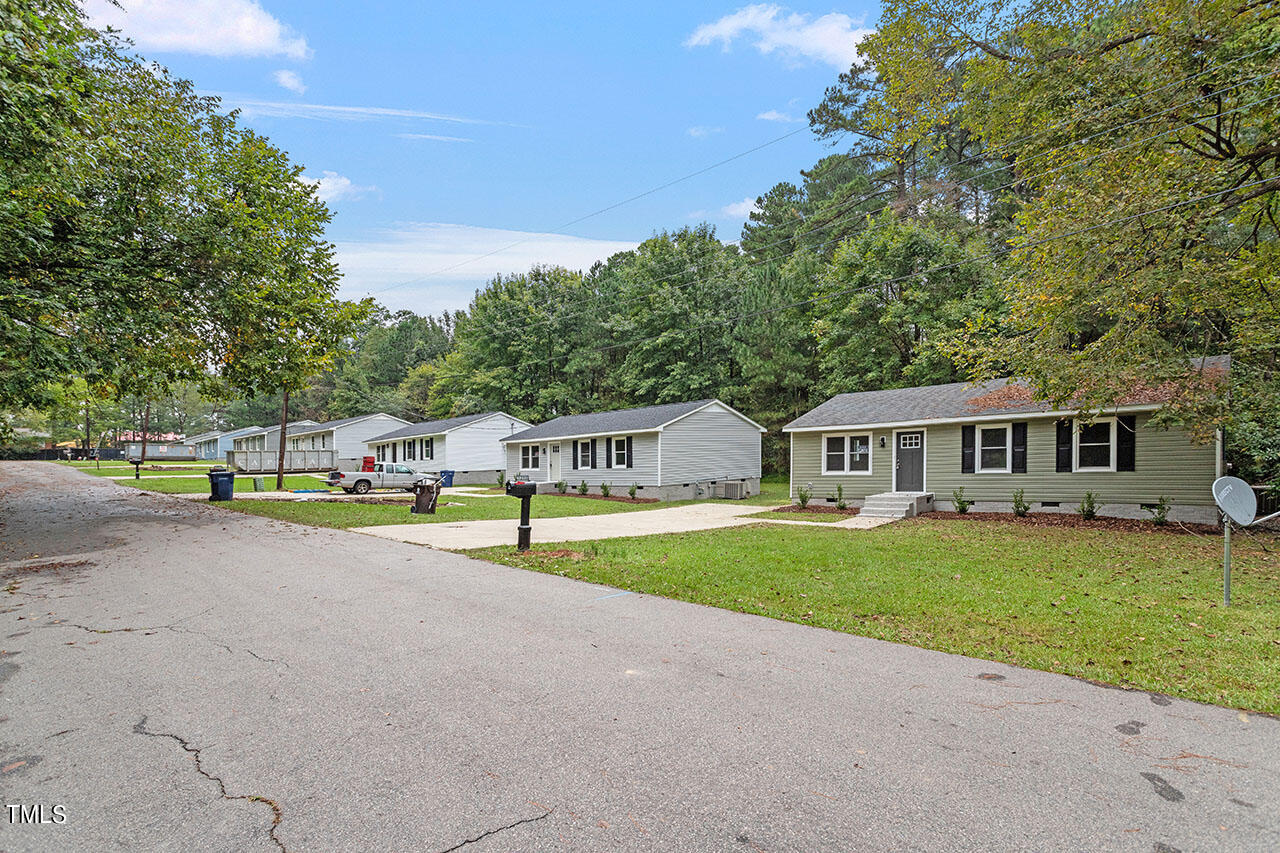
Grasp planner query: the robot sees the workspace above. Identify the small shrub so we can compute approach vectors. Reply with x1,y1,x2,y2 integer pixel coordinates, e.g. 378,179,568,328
835,484,847,510
496,470,506,487
628,482,638,499
578,480,589,495
1012,488,1030,517
952,486,972,514
1077,490,1098,520
600,482,611,497
555,480,567,494
1145,495,1172,526
797,482,812,508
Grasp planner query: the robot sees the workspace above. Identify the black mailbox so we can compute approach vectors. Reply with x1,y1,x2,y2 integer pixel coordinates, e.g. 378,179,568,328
128,457,143,480
505,480,537,551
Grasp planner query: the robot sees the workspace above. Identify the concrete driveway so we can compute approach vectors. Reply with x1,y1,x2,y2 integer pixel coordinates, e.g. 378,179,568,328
1,462,1276,852
353,501,892,549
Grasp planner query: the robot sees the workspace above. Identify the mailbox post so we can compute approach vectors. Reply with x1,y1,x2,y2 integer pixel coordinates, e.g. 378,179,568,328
505,480,537,551
128,457,142,480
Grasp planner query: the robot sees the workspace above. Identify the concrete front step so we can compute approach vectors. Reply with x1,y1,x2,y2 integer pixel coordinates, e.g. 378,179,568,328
861,492,934,519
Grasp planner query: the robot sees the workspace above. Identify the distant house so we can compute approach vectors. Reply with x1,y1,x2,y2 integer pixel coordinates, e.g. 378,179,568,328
365,412,531,485
185,426,262,460
783,358,1228,523
500,399,765,500
285,414,410,462
232,420,319,452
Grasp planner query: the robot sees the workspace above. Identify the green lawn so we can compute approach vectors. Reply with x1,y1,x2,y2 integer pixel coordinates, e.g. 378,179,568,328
469,519,1280,713
120,475,327,494
743,509,849,523
219,492,705,528
79,466,223,478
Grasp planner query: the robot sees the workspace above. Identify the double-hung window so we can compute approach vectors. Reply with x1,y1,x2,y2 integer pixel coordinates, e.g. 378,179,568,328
977,425,1011,473
578,442,593,469
1075,418,1116,470
822,434,871,474
521,444,541,469
614,437,628,468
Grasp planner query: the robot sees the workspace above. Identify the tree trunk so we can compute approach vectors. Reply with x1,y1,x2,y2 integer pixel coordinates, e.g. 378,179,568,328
84,399,91,452
140,401,150,464
276,388,289,491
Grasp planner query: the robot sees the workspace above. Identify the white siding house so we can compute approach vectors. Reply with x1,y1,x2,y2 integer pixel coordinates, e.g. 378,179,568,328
365,412,532,485
286,414,410,463
186,426,262,460
500,399,764,500
232,420,318,452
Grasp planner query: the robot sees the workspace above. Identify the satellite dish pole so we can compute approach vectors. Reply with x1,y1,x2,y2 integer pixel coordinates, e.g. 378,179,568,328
1212,476,1280,606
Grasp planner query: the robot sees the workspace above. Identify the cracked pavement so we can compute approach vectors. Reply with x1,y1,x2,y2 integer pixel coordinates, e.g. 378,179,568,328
1,461,1277,851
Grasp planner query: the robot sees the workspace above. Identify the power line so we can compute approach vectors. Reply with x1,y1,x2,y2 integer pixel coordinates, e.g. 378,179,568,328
446,79,1280,342
494,176,1276,373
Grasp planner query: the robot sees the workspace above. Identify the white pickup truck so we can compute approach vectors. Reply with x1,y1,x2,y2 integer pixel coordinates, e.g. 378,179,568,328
326,462,434,495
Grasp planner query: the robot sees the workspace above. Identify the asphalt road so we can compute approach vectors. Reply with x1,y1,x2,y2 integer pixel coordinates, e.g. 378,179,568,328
0,462,1275,852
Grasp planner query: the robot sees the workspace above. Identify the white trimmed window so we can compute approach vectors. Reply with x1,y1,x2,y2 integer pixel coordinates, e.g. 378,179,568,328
1075,417,1116,471
521,444,541,469
614,437,628,468
822,433,871,474
578,442,593,469
977,425,1011,473
376,445,385,462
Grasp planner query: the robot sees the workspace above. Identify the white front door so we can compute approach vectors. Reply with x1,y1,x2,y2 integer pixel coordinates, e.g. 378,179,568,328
548,443,560,482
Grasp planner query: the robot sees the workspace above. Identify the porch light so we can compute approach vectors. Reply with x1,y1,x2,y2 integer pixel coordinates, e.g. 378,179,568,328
879,436,886,448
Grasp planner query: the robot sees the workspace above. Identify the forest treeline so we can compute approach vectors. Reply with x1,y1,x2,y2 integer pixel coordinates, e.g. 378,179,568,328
8,1,1279,481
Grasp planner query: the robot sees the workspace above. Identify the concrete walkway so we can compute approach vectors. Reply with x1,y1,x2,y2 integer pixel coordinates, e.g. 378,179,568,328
353,501,893,549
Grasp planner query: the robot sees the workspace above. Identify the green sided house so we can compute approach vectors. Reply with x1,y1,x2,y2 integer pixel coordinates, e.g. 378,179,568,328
783,360,1227,523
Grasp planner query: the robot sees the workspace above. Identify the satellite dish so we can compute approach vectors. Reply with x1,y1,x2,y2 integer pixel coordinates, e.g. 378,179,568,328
1213,476,1257,526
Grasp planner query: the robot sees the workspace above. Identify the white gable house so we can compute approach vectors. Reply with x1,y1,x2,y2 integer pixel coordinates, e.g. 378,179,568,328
366,412,532,485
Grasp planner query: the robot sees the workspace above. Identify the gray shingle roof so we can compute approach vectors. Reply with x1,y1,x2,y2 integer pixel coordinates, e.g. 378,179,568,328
287,413,401,436
501,400,714,443
784,355,1231,431
237,419,317,438
367,412,504,443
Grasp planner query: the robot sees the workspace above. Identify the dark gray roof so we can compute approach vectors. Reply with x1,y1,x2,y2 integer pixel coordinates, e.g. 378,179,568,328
502,399,715,442
238,419,317,438
367,412,506,443
785,355,1231,430
287,413,401,436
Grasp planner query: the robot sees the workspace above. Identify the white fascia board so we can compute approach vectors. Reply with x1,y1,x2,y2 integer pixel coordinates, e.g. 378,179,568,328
500,428,661,444
781,403,1161,434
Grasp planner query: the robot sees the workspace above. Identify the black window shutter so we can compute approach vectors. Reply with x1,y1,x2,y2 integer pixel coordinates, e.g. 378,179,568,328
605,437,613,469
1011,422,1028,473
1056,419,1073,472
1117,415,1136,471
571,440,578,470
590,438,597,468
626,436,633,468
960,425,975,474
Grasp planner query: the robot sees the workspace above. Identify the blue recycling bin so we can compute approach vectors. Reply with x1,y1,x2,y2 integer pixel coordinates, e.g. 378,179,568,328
438,470,455,487
207,470,235,501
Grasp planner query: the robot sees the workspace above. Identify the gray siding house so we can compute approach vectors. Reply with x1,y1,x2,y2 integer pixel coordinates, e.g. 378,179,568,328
501,399,765,500
186,426,263,460
784,362,1226,523
365,412,532,485
286,413,410,461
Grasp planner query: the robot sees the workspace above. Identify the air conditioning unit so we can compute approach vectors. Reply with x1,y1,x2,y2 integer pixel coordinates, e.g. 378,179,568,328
722,481,746,500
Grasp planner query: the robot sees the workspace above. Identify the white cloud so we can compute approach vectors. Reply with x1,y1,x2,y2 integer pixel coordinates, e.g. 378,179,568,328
334,223,639,313
300,171,376,204
720,197,758,218
687,125,724,139
272,69,305,94
756,109,801,123
686,4,872,70
396,133,474,143
213,95,502,125
84,0,310,60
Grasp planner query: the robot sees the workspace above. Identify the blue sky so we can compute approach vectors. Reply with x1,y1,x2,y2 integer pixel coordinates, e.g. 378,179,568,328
84,1,879,315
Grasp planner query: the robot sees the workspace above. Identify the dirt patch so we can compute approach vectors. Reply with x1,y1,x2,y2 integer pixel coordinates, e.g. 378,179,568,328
1,559,94,577
773,504,860,517
913,511,1220,535
539,549,588,560
143,465,204,472
552,492,659,504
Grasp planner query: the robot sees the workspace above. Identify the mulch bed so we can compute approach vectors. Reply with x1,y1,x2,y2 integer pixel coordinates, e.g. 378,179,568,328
554,492,659,504
914,511,1220,536
772,504,860,517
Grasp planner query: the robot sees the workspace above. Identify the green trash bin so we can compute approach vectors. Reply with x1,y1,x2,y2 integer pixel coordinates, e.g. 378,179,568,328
207,470,235,501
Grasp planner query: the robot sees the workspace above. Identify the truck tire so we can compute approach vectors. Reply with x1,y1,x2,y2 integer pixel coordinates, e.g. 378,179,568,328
353,480,371,495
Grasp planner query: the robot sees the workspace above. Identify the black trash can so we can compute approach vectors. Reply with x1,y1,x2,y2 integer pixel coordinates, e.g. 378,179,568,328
207,470,235,501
